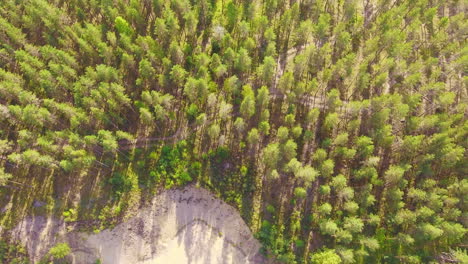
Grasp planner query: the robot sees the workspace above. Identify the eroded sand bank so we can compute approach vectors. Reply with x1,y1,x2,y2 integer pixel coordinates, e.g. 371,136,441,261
8,185,265,264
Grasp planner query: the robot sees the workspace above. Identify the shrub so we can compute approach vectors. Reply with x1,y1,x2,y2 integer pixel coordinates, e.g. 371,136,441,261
48,242,71,260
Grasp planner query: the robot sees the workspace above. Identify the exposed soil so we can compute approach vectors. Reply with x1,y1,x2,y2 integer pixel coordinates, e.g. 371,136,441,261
8,185,266,264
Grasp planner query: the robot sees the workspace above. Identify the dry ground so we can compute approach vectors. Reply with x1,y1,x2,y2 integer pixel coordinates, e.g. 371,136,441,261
8,185,266,264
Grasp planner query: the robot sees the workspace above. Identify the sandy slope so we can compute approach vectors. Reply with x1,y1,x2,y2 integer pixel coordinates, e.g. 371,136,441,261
8,185,265,264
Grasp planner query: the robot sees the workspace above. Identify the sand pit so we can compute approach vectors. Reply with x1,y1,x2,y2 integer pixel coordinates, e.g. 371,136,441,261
8,185,266,264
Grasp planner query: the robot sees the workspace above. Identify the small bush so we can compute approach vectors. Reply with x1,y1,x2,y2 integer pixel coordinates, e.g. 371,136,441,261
48,242,71,260
62,208,77,222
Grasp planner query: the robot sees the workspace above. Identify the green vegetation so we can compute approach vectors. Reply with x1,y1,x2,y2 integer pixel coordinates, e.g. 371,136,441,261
0,237,28,264
38,242,71,264
47,242,71,260
0,0,466,263
310,248,341,264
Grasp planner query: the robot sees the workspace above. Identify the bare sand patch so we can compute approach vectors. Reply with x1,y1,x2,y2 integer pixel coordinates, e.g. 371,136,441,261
8,185,265,264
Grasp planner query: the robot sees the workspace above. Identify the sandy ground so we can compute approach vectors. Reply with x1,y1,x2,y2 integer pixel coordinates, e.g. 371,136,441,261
8,185,266,264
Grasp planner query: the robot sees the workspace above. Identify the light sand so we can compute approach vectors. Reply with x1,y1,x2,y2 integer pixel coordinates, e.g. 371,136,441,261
8,185,266,264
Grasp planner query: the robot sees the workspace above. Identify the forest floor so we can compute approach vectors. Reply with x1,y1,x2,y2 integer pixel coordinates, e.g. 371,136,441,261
8,185,266,264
